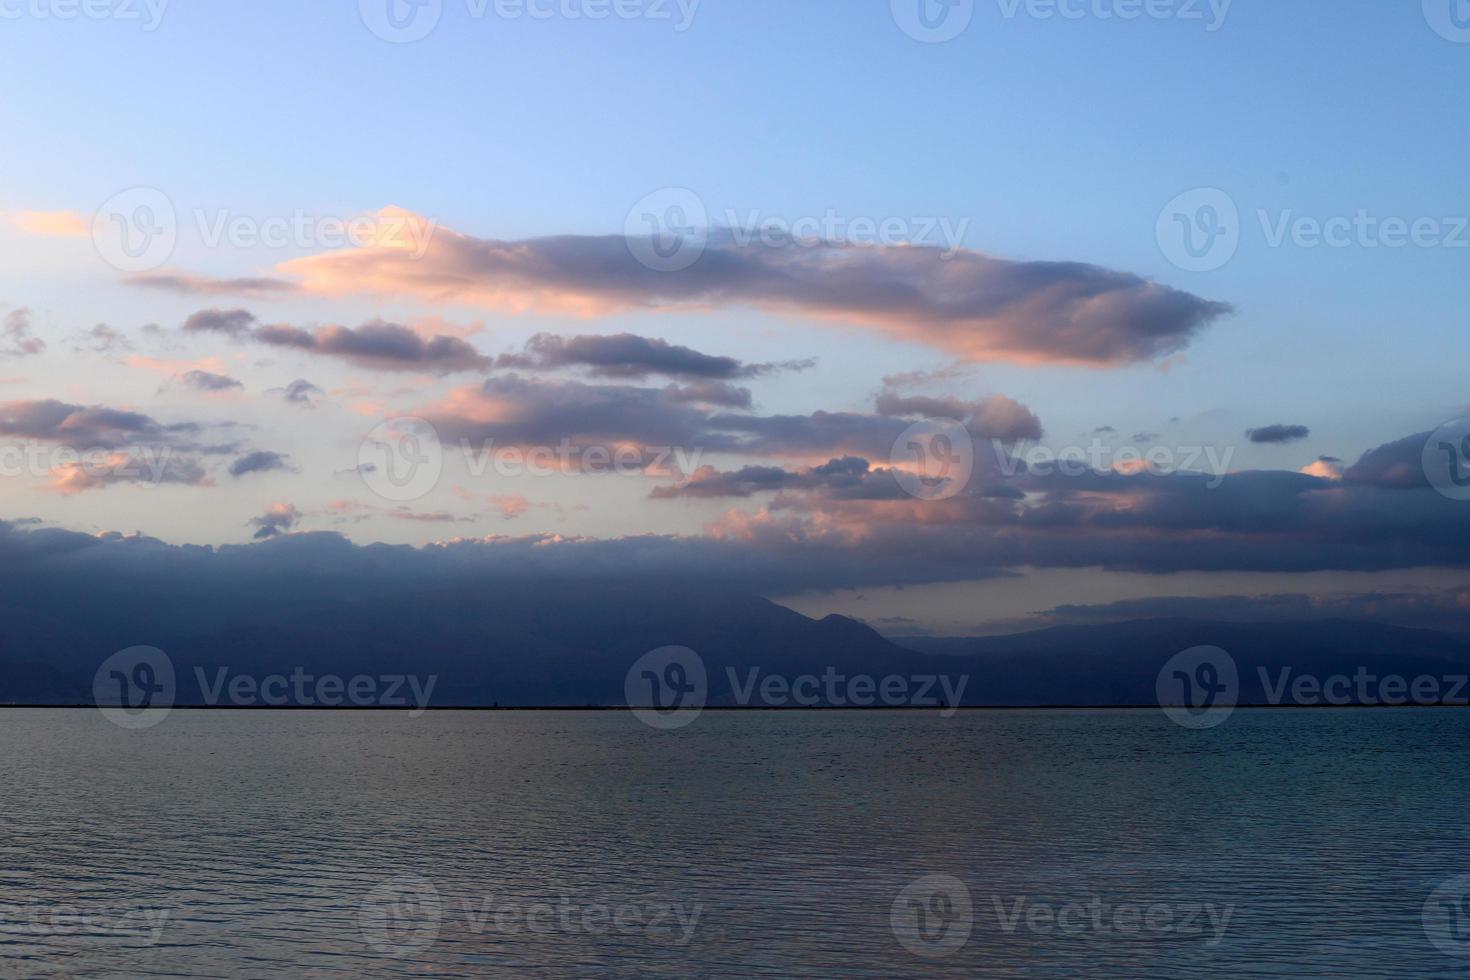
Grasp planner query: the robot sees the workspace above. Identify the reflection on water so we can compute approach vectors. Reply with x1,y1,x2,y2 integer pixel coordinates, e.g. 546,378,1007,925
1,708,1467,977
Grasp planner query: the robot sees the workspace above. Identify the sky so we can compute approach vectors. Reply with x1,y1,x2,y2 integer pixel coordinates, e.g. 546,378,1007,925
1,0,1468,635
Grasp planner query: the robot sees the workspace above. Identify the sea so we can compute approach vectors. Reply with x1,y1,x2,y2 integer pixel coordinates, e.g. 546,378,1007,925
1,707,1467,977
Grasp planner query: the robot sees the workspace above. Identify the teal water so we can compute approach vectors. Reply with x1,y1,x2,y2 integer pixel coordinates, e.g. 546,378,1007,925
0,708,1467,977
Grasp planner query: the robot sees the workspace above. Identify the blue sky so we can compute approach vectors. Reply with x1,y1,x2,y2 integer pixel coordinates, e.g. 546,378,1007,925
1,0,1467,631
5,1,1467,430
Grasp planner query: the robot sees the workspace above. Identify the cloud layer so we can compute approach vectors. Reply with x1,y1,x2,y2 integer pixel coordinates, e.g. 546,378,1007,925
273,215,1232,366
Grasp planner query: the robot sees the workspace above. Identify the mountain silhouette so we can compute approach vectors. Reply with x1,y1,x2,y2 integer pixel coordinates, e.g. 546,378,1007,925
3,583,1468,707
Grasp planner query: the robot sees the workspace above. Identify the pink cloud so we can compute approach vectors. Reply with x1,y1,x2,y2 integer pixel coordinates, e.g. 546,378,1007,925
273,210,1232,366
6,210,89,238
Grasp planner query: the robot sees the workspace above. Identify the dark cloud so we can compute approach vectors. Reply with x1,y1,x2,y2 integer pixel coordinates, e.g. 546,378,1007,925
1343,432,1428,489
180,369,244,393
2,416,1470,614
652,456,880,500
431,376,717,450
388,508,475,524
1247,424,1311,444
663,380,753,409
496,332,812,380
430,376,1042,461
253,319,490,374
183,308,489,374
280,222,1234,366
0,518,979,603
0,399,185,449
874,390,1042,442
183,308,258,336
0,399,238,493
702,411,937,459
229,451,293,478
0,400,239,487
271,379,324,407
696,440,1470,578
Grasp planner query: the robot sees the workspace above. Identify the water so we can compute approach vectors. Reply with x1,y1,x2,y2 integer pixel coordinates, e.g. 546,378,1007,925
0,708,1467,978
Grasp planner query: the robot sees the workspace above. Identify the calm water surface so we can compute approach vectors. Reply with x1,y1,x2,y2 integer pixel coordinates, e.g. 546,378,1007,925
0,708,1467,977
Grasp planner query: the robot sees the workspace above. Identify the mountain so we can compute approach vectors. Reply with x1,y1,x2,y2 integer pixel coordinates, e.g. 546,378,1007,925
0,584,951,707
898,618,1470,706
2,582,1469,708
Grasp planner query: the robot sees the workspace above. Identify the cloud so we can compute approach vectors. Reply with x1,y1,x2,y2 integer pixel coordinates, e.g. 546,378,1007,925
179,308,490,374
489,494,530,519
2,309,46,358
48,452,211,495
250,503,301,540
1341,432,1428,489
428,375,717,451
1300,457,1344,480
2,419,1470,618
6,210,88,238
707,409,1012,460
388,508,475,524
275,214,1233,366
874,390,1042,442
179,369,245,393
127,271,298,297
690,428,1470,579
183,308,258,336
0,399,239,492
652,456,880,499
426,375,1044,465
229,451,293,478
253,319,490,373
663,380,753,409
0,516,985,602
496,332,812,380
1247,424,1311,444
271,379,324,407
67,324,132,355
0,399,185,449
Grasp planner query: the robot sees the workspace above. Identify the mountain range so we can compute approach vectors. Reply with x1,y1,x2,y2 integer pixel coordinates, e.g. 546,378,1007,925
3,583,1469,707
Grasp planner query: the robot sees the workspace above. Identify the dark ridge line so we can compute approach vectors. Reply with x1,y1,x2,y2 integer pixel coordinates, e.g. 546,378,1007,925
7,703,1470,712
